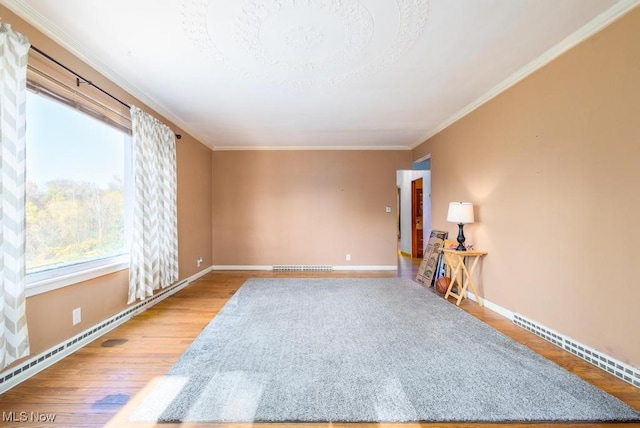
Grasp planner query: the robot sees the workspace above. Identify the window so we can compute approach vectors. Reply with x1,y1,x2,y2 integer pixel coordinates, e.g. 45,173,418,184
25,89,131,293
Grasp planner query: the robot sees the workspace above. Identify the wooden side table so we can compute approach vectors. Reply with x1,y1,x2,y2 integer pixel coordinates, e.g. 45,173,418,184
440,248,487,306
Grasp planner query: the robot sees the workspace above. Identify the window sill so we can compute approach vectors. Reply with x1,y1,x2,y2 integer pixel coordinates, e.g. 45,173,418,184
26,255,129,297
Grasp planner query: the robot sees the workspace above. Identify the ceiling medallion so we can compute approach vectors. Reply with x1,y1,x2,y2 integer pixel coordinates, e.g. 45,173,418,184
232,0,373,75
182,0,429,87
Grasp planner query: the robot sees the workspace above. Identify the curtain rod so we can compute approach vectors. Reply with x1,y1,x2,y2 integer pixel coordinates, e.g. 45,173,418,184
30,45,182,140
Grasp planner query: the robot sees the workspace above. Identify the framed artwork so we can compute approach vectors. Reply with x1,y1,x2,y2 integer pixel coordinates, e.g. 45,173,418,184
415,230,448,287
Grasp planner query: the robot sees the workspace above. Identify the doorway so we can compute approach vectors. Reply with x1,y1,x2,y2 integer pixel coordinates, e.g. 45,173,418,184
396,167,431,259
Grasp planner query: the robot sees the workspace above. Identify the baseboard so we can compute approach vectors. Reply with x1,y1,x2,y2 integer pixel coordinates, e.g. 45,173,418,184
333,265,397,271
0,266,213,394
464,292,514,320
210,265,398,271
211,265,272,271
463,292,640,389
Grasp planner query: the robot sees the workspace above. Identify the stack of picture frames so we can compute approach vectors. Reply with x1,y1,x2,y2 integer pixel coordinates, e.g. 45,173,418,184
416,230,448,287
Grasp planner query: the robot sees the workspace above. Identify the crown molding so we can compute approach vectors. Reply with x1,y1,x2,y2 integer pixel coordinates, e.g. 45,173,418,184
5,0,637,153
0,0,210,147
211,144,412,151
410,0,640,150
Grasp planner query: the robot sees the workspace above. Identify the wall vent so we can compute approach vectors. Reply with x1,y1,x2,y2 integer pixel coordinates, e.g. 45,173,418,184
0,279,189,393
272,265,333,272
513,313,640,388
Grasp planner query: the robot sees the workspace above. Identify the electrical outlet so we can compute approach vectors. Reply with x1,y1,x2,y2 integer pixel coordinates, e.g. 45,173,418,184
385,206,391,213
197,256,204,267
346,254,351,261
72,308,81,325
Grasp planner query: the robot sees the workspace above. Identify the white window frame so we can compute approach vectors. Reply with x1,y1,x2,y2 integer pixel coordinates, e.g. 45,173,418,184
26,255,129,297
23,81,133,297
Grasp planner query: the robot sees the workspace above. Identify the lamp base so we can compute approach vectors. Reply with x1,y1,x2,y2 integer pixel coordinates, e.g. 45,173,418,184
456,223,467,251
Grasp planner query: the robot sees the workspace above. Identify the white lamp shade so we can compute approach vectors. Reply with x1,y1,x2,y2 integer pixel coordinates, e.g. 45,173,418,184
447,202,475,224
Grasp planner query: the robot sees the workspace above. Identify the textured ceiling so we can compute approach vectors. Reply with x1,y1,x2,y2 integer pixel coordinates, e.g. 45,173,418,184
3,0,635,149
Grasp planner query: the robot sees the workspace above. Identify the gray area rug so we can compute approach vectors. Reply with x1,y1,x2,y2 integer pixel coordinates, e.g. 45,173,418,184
130,278,640,423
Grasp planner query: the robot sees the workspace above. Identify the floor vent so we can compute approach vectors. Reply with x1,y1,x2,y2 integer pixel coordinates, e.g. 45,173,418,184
513,313,640,388
273,265,333,272
0,279,188,393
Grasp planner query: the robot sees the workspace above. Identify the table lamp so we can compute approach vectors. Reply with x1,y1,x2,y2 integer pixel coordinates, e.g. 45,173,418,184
447,202,474,251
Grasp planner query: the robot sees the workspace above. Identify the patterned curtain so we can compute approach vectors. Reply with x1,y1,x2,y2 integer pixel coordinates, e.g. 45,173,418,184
128,106,178,303
0,24,30,370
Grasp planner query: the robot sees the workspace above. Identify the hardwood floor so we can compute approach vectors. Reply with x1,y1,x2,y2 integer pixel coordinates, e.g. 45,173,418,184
0,256,638,427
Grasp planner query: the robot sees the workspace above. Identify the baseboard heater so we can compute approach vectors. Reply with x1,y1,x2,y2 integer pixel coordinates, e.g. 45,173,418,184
272,265,333,272
0,278,190,394
513,313,640,388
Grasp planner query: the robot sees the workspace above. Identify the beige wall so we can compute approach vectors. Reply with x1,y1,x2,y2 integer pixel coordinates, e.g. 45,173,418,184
1,6,213,359
212,150,411,267
414,7,640,366
177,136,213,277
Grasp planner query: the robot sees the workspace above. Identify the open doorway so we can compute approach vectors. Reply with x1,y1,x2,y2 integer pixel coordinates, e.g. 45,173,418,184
396,158,431,259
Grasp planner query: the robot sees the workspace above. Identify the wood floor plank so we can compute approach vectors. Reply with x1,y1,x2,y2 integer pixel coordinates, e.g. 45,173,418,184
0,256,638,427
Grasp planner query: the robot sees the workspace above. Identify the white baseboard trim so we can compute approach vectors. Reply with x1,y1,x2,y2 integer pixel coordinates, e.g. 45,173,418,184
464,292,514,320
0,266,213,394
463,291,640,389
211,265,272,271
210,265,398,271
333,265,398,271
